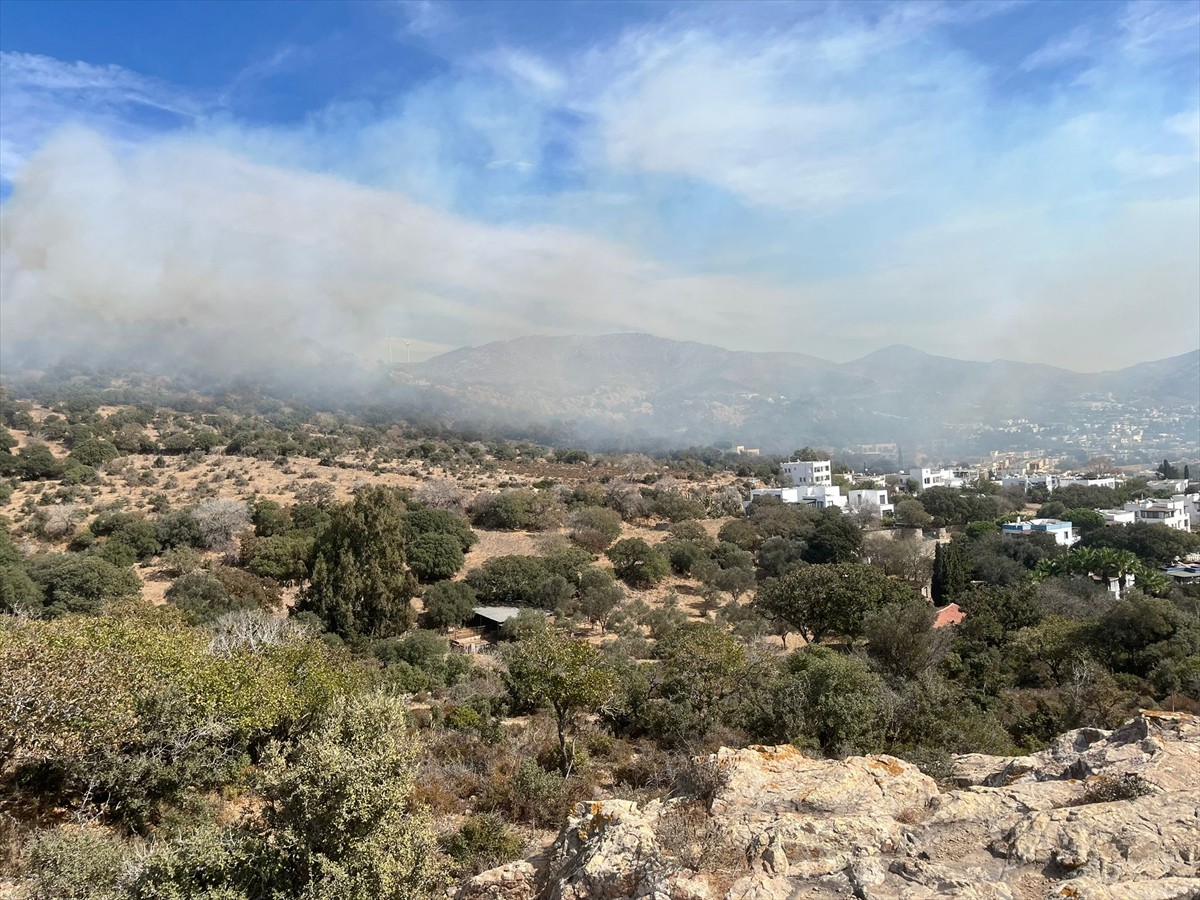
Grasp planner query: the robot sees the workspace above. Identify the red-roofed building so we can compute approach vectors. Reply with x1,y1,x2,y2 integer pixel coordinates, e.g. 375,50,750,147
933,603,964,628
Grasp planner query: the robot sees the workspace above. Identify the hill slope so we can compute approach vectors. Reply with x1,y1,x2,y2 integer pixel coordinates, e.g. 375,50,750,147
394,334,1199,453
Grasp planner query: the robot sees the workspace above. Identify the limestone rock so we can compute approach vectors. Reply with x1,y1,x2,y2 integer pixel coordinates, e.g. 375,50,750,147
998,790,1200,880
528,712,1199,900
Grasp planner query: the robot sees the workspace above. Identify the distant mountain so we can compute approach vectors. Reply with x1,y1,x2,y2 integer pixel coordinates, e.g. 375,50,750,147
389,334,1199,453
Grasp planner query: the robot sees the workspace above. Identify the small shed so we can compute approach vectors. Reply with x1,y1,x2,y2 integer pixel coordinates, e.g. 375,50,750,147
470,606,525,637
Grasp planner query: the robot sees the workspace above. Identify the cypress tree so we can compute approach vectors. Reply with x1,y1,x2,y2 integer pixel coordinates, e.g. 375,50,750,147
931,540,969,605
297,486,417,640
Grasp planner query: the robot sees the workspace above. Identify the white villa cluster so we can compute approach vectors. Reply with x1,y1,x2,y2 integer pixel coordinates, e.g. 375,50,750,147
1100,496,1194,532
748,457,1195,535
750,460,893,517
999,473,1122,492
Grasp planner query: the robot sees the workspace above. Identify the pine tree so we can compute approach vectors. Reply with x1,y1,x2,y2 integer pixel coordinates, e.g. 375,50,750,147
298,486,416,640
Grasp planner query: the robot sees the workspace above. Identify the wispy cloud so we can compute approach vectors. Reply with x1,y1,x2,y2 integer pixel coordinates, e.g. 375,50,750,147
0,1,1196,372
0,51,206,183
1021,25,1096,72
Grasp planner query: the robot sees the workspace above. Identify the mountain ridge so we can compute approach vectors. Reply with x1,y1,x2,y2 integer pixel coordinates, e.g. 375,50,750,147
395,334,1199,453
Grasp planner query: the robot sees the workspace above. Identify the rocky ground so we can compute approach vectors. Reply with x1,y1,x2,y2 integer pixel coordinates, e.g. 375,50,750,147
459,711,1200,900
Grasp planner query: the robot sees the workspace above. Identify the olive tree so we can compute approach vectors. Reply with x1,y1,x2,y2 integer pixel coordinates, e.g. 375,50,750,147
504,628,618,775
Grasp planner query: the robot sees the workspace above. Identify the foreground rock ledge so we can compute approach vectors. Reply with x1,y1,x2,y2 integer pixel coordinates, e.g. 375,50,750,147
458,711,1200,900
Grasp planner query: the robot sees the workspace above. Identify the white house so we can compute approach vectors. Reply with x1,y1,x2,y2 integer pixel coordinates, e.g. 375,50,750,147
1147,479,1188,493
1123,497,1191,532
1001,518,1078,546
1099,508,1136,525
1180,494,1200,531
1001,473,1061,493
908,467,964,491
750,485,847,510
1060,474,1120,490
847,488,894,518
782,460,832,487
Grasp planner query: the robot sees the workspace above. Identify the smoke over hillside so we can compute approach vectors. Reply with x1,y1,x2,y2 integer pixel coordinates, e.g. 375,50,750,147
0,128,794,381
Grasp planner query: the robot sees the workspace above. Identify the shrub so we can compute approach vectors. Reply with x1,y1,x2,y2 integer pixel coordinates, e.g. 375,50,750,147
608,538,669,588
24,825,129,900
1080,773,1154,804
483,759,572,828
422,581,478,630
567,506,623,553
471,490,560,531
407,532,465,583
440,813,525,876
191,499,250,550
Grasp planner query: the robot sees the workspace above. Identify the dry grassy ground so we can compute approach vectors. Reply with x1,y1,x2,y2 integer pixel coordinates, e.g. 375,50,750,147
3,402,753,633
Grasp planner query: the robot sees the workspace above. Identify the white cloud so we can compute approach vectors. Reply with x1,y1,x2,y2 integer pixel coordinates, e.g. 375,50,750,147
1021,25,1096,71
571,15,987,212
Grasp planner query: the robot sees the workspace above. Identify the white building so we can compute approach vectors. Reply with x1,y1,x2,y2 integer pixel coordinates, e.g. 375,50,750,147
1099,508,1136,525
1000,473,1061,493
1060,474,1120,490
1181,494,1200,531
1123,497,1191,532
908,467,964,491
1001,518,1078,546
782,460,832,487
847,488,894,518
750,485,847,510
1147,479,1188,494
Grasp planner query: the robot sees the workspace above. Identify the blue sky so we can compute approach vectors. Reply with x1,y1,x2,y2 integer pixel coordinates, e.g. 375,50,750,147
1,0,1197,371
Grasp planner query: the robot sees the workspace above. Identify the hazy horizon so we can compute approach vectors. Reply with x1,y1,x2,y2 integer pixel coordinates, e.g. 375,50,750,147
2,1,1198,377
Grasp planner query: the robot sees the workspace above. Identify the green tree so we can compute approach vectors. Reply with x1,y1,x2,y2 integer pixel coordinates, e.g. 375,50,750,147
422,581,478,630
567,506,623,553
651,622,749,738
66,437,120,468
251,498,293,537
755,562,916,644
801,509,862,564
893,499,932,529
403,506,478,552
505,628,618,775
864,598,951,679
25,553,141,617
15,443,63,481
607,537,669,588
931,540,971,605
578,567,624,633
406,532,466,583
297,486,417,641
771,647,889,755
465,556,551,607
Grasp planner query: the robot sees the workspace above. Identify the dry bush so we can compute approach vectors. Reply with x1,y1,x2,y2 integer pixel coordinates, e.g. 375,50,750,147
654,803,746,877
1079,774,1153,805
415,478,466,512
191,499,250,549
30,504,83,540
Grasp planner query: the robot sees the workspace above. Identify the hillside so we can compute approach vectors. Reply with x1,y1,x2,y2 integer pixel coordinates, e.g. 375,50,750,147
394,335,1200,453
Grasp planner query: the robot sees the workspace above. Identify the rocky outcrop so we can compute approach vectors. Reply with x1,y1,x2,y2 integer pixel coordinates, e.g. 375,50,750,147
457,711,1200,900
